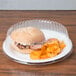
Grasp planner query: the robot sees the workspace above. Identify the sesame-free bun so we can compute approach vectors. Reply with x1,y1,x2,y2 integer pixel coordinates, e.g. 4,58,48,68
10,27,45,45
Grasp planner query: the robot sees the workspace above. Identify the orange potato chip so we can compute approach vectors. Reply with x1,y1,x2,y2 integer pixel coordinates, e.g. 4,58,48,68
60,41,66,50
40,54,49,59
30,50,41,60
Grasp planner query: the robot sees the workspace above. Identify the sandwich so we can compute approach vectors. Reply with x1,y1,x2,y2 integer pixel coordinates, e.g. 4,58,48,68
10,27,45,54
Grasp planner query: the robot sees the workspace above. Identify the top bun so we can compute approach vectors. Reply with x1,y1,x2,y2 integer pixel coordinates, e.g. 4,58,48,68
10,27,45,45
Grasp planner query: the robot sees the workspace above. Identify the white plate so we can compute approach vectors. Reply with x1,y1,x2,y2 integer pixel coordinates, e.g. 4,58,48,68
2,20,73,65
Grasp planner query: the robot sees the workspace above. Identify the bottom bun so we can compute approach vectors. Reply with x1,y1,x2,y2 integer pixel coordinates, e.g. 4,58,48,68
11,42,33,54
